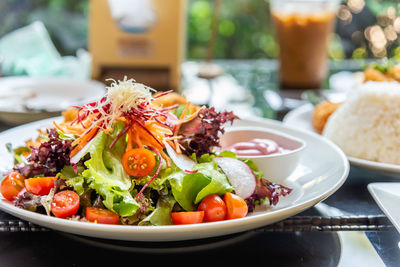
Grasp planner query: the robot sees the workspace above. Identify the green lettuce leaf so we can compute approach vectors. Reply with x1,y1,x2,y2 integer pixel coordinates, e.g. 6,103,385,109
139,194,176,226
166,161,233,210
82,122,139,217
59,165,86,195
168,170,210,211
217,150,237,158
193,162,234,203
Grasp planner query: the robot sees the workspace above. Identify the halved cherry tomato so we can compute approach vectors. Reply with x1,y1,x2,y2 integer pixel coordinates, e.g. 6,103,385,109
51,190,80,218
170,211,204,225
25,177,57,196
86,207,120,224
197,194,227,222
0,172,26,201
223,192,248,220
122,148,156,177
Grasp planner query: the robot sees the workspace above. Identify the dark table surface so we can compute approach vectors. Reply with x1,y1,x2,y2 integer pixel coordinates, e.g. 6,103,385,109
1,166,399,267
0,59,399,266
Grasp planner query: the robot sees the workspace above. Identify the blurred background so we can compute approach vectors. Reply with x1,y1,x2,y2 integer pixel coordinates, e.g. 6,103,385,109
0,0,399,122
1,0,400,60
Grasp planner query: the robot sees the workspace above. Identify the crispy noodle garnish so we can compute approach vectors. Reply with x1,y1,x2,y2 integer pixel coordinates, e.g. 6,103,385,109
78,77,155,133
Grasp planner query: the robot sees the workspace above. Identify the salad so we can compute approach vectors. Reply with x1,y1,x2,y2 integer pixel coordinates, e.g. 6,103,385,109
1,78,291,225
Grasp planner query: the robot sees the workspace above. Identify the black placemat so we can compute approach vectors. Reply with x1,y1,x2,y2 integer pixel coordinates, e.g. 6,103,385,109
0,214,392,233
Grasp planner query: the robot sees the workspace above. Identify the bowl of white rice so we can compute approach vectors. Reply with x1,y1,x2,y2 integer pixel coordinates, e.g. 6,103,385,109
323,81,400,166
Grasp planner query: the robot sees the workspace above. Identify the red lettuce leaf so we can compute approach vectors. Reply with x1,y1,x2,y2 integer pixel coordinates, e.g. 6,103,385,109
178,107,238,156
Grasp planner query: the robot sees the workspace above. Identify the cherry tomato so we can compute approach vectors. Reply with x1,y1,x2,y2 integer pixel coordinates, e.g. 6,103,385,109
122,148,156,177
223,192,248,220
51,190,80,219
197,194,227,222
0,172,26,201
86,207,120,224
170,211,204,225
25,177,56,196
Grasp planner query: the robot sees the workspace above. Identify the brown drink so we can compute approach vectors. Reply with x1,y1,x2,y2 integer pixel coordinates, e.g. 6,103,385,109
271,0,339,89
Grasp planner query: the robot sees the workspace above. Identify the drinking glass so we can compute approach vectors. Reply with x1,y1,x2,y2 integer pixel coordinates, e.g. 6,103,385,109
270,0,340,89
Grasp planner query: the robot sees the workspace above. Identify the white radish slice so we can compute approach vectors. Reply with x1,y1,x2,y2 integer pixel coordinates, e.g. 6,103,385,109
213,157,256,199
163,141,196,171
70,138,95,164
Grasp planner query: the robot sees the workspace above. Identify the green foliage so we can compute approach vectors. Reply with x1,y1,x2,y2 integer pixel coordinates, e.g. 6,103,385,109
187,0,276,59
1,0,400,60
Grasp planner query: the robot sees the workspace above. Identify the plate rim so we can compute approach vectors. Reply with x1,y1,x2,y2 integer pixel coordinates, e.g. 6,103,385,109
0,76,105,114
0,116,349,241
367,182,400,234
283,103,400,175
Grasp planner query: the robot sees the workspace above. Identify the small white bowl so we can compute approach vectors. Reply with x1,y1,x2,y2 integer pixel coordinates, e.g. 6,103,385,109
219,126,306,183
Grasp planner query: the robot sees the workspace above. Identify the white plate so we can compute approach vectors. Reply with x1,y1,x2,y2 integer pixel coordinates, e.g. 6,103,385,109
368,183,400,234
0,77,105,125
0,117,349,242
283,104,400,176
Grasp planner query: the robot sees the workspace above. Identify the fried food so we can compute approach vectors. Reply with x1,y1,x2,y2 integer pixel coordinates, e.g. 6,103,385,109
364,64,400,83
312,101,342,134
151,92,200,114
151,92,187,108
62,108,78,123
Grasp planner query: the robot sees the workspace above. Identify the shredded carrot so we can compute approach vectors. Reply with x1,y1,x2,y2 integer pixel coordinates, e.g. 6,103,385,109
134,130,143,149
166,140,176,150
174,139,181,154
54,121,83,136
178,142,186,151
164,135,183,141
132,123,162,150
71,137,80,147
116,117,127,123
53,121,65,134
126,129,133,151
180,107,203,123
172,102,192,141
103,127,113,134
180,102,191,120
160,150,171,168
70,125,99,157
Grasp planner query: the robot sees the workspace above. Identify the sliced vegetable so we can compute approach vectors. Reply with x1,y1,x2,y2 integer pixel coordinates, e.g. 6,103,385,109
193,162,234,204
223,192,248,220
0,172,26,201
170,211,204,225
212,157,256,199
70,124,99,158
51,190,80,218
122,148,156,177
70,138,95,164
25,177,56,196
197,194,226,222
164,141,195,171
86,207,120,224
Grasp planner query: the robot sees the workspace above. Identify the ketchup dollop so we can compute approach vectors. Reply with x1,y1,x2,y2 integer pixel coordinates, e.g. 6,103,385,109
227,138,288,156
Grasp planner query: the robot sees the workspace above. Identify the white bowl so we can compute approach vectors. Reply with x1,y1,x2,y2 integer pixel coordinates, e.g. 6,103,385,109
219,126,306,183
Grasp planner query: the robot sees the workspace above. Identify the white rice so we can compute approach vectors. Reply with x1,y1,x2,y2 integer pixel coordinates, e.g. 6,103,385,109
323,81,400,164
